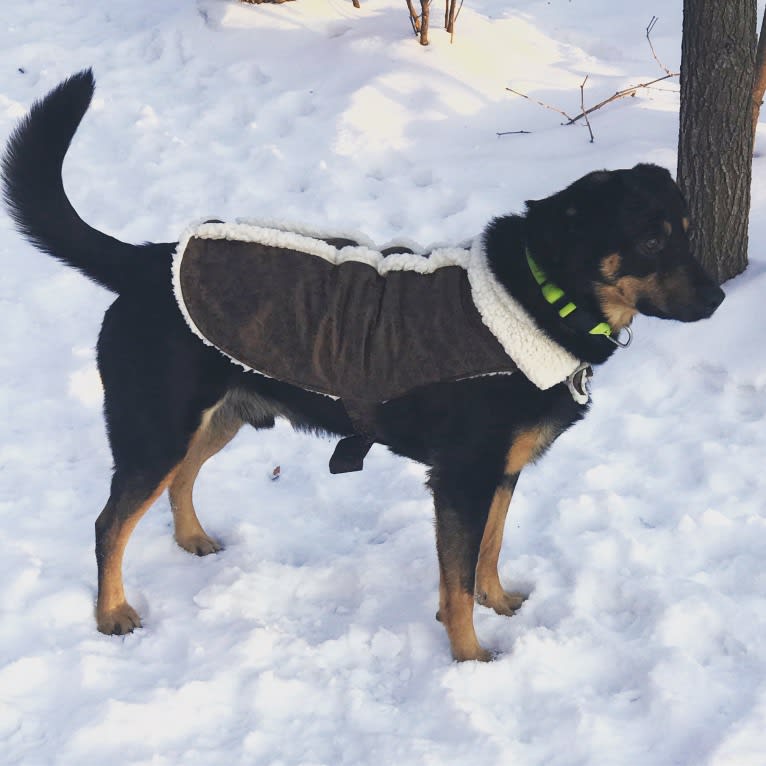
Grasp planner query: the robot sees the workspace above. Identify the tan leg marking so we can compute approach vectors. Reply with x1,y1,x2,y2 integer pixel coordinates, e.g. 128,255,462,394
436,430,555,661
475,429,551,617
505,429,547,475
96,470,178,634
436,516,495,662
169,402,241,555
440,585,492,662
475,481,526,616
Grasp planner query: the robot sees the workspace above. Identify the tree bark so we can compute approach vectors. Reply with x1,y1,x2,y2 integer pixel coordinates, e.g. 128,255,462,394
405,0,422,33
420,0,430,45
753,8,766,137
445,0,457,34
677,0,756,283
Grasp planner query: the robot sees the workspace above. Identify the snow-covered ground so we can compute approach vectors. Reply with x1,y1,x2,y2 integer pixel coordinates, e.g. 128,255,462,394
1,1,766,764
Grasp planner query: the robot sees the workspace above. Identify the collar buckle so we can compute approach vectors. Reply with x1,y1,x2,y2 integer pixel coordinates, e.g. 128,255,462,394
566,362,593,405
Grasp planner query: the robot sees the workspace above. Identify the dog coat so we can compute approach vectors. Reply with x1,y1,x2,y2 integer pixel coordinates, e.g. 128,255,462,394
172,220,581,471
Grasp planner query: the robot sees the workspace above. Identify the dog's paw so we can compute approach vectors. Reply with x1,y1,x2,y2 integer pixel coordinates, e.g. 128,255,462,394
97,602,142,635
452,645,494,663
176,533,223,557
476,588,528,617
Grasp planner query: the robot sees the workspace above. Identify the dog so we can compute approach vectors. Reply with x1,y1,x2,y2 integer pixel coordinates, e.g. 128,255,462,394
1,70,724,661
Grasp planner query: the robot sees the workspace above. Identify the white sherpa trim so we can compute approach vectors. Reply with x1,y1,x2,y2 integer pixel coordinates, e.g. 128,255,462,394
173,220,472,275
233,217,378,250
467,237,580,389
172,219,581,392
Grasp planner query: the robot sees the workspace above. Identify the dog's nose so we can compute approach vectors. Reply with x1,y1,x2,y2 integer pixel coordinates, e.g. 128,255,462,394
698,283,725,314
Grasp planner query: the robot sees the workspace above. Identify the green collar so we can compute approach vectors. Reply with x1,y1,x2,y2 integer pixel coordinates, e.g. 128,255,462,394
525,249,614,339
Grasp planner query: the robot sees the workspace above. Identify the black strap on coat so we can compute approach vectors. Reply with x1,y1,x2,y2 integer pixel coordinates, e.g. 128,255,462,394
329,399,377,474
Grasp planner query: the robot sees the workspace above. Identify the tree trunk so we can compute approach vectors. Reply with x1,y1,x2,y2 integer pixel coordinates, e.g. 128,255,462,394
405,0,422,34
677,0,756,284
420,0,430,45
445,0,457,34
752,8,766,137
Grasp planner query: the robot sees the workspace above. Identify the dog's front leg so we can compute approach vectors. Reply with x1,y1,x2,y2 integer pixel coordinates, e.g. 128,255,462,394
474,429,549,616
476,427,551,615
168,400,242,556
474,472,527,616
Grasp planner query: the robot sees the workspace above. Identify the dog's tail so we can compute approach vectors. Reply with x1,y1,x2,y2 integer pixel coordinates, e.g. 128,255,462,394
1,69,171,294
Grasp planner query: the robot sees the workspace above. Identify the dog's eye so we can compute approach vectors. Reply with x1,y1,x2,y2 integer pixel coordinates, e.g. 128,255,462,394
643,237,662,253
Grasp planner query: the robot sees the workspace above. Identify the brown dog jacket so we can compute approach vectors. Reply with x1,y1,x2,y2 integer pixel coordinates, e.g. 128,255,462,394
173,220,581,471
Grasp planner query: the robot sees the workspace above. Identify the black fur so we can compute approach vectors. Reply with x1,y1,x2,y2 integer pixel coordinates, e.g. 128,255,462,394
1,70,724,660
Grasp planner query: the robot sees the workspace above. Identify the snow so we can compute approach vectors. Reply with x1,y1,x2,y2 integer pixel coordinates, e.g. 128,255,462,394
1,1,766,764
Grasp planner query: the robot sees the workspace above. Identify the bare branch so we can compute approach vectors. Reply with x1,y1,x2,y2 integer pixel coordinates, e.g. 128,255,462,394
566,72,677,124
503,19,679,140
646,16,674,76
505,87,576,123
580,76,595,142
496,130,532,136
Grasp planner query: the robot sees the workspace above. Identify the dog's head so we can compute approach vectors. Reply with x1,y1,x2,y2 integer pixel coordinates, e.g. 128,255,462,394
525,163,724,333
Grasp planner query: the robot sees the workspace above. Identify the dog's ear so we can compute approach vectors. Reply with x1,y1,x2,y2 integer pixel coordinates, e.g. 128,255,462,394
525,169,625,273
524,193,581,268
626,164,683,201
630,163,674,183
525,173,613,261
579,170,613,187
525,196,560,262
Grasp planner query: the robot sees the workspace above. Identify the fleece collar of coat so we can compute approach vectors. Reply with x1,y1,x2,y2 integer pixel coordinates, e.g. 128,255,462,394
171,218,581,391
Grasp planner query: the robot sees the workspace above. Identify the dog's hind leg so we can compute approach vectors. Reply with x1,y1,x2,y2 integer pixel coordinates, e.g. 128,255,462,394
168,398,242,555
93,297,233,634
94,395,234,633
95,465,179,634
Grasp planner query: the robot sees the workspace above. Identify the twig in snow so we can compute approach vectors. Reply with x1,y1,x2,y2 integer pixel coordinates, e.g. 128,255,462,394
502,18,679,140
646,16,674,76
505,88,576,123
565,72,677,125
580,76,594,142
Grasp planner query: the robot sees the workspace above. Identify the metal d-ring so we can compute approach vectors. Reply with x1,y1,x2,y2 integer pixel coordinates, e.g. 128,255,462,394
566,362,593,405
606,325,633,348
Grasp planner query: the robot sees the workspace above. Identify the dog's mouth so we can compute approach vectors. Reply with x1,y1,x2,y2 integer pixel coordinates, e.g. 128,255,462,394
636,283,725,322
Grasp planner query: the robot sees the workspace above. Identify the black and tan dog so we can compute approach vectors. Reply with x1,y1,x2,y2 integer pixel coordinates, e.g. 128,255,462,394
2,71,724,661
